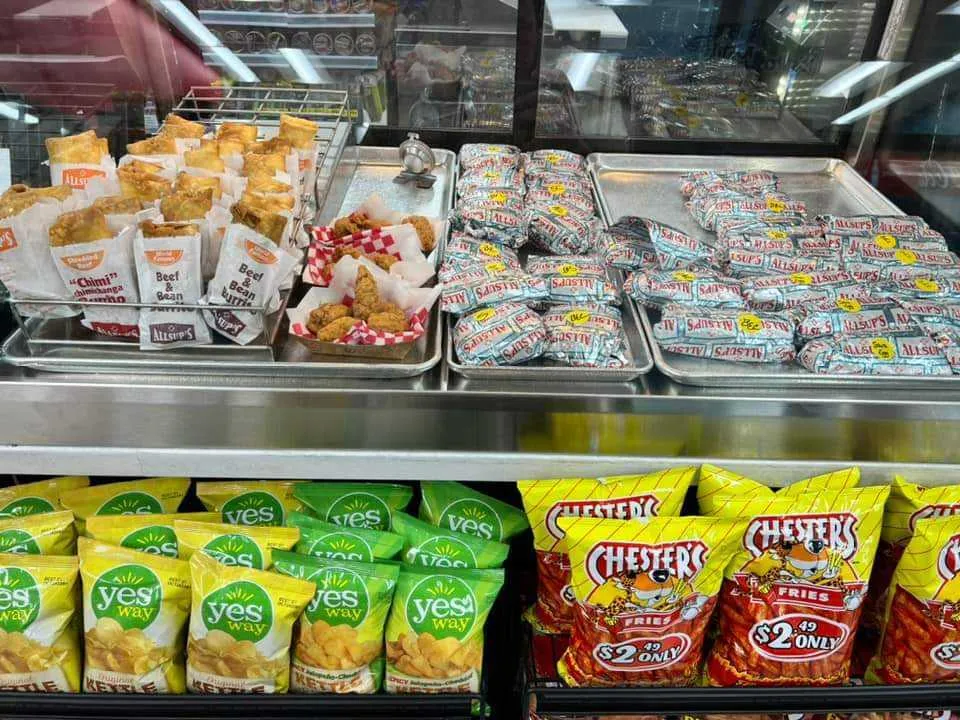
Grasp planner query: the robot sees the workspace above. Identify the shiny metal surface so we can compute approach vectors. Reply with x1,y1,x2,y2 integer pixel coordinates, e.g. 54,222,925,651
588,153,960,388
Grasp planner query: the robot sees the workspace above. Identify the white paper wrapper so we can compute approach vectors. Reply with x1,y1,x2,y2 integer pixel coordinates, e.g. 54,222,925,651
104,206,161,236
50,156,118,192
134,228,212,350
50,225,140,337
0,199,78,317
202,223,297,345
173,137,202,155
201,205,232,281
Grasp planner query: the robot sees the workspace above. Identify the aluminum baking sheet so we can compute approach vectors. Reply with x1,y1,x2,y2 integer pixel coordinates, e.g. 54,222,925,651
1,147,452,379
589,152,960,389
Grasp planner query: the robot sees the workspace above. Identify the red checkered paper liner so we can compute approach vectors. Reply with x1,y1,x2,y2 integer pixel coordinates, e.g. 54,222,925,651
305,225,428,286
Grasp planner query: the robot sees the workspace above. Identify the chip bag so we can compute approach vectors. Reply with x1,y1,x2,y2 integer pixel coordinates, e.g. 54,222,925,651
392,511,509,569
287,511,403,562
866,515,960,683
78,537,191,693
174,519,299,570
384,565,504,693
705,486,889,686
419,481,529,542
0,553,80,692
557,516,746,687
518,468,695,634
697,464,861,515
0,510,75,555
186,550,314,694
195,480,304,527
60,477,191,534
85,512,220,558
294,483,413,532
856,476,960,674
0,476,89,518
272,551,399,693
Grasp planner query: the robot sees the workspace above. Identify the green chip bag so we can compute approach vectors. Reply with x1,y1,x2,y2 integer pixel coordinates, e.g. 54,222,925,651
272,551,399,694
392,512,508,569
195,481,304,527
293,483,412,532
384,565,503,694
287,512,402,562
419,481,528,542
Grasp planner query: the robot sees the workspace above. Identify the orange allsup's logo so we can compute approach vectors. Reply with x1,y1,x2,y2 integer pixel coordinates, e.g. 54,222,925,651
245,240,278,265
61,167,106,189
0,227,17,253
145,249,183,267
60,250,105,272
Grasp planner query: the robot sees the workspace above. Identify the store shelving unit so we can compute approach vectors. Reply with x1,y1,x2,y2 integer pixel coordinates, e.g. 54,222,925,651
199,9,375,28
202,50,378,71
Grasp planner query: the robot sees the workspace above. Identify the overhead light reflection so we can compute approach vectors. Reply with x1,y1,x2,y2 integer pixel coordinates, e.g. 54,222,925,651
815,61,899,98
939,1,960,14
279,48,330,85
0,102,39,125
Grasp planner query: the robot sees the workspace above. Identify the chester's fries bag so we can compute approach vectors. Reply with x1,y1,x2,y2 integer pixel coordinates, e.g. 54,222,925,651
518,468,695,634
186,551,314,694
556,516,745,687
384,565,504,693
0,476,89,518
866,515,960,683
272,551,399,693
78,538,191,693
195,480,303,526
294,483,413,532
0,510,75,555
856,476,960,673
0,553,80,692
393,511,509,569
60,477,191,534
174,519,299,569
85,512,220,558
697,464,861,515
287,511,403,562
705,486,889,686
419,481,529,541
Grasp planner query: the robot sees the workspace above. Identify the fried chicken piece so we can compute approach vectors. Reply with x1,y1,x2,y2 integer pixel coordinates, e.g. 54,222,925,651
352,266,380,321
402,215,436,252
332,217,362,238
315,316,361,341
333,246,363,262
352,211,385,230
306,304,350,335
367,309,409,333
371,253,398,272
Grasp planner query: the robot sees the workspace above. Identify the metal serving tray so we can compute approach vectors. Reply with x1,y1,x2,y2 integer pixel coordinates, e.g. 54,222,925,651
1,147,452,379
589,152,960,389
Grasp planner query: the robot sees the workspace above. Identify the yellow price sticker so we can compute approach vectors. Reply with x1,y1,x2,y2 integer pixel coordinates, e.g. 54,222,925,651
766,230,789,240
478,242,501,258
870,337,897,361
489,191,508,205
474,309,496,323
483,170,498,180
687,115,702,129
485,261,507,273
488,145,502,152
548,205,568,218
545,153,561,164
915,278,940,293
766,197,787,213
836,298,862,313
790,272,813,285
737,313,764,335
558,263,580,277
736,92,750,109
895,248,917,265
546,183,566,196
564,309,591,326
874,233,898,249
672,270,697,282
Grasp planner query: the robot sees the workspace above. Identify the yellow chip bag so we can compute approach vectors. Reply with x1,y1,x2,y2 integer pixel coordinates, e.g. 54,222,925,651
704,486,889,686
556,516,745,687
0,553,80,692
195,481,304,526
186,550,314,693
518,468,695,633
0,510,76,555
0,476,89,518
60,477,191,534
85,512,220,558
697,464,861,515
78,537,191,693
174,519,299,570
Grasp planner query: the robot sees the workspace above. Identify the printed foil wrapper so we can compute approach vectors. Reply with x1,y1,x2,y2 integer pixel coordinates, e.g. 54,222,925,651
526,207,600,255
794,299,918,343
457,167,524,198
527,255,619,305
818,214,929,237
625,267,744,308
458,143,520,171
798,332,953,375
442,270,548,315
541,304,627,368
523,149,586,177
726,249,841,278
742,270,867,311
453,302,547,366
597,225,658,271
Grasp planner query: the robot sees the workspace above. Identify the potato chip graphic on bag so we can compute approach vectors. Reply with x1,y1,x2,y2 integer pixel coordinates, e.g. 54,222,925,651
0,553,80,692
187,551,314,694
60,477,191,534
195,481,304,526
273,551,399,693
78,538,191,693
294,483,413,532
0,510,75,555
86,513,220,558
0,476,89,519
174,519,298,569
286,511,403,562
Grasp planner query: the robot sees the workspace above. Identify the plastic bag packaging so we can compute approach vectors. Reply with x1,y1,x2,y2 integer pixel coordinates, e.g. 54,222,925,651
625,267,744,308
453,303,547,366
527,255,619,305
541,303,628,367
798,332,953,376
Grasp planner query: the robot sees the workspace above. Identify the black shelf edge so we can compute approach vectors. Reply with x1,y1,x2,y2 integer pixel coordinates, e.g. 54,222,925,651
531,685,960,715
0,692,483,720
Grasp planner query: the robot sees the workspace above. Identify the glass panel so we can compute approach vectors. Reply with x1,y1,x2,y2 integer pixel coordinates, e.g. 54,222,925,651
535,0,882,144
